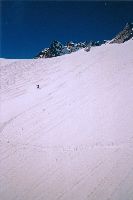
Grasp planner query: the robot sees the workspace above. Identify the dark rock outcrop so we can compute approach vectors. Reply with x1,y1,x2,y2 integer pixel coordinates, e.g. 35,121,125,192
110,22,133,44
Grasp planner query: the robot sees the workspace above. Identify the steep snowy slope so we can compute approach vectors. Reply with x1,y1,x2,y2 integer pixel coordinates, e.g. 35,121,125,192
0,40,133,200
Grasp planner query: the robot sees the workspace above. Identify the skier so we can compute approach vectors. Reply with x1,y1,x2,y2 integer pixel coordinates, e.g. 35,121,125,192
36,84,40,89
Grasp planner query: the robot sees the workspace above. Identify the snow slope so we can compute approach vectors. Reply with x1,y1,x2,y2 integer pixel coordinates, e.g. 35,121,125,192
0,40,133,200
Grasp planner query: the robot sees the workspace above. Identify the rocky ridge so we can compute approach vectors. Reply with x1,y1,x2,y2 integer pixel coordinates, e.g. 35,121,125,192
35,22,133,59
35,40,107,59
110,22,133,44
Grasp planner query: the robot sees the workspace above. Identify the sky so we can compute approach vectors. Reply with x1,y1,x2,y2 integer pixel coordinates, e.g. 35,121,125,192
1,1,133,59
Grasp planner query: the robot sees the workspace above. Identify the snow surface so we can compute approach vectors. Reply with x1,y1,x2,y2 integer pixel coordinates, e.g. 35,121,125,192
0,40,133,200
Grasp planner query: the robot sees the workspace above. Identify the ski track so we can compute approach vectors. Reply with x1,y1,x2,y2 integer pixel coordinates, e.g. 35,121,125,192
0,41,133,200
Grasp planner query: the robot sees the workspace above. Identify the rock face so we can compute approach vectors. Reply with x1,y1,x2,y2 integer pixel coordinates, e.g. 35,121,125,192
110,22,133,44
49,41,63,57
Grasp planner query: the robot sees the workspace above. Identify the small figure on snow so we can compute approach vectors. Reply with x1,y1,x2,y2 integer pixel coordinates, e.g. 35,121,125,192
36,84,40,89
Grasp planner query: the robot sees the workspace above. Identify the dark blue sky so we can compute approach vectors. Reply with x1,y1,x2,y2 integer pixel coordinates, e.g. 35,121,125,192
1,1,133,58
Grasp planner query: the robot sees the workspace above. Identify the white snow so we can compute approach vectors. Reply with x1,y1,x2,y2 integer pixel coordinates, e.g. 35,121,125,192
0,40,133,200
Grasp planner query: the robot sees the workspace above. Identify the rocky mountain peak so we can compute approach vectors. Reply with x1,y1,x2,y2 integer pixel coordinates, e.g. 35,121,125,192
34,40,105,59
110,22,133,44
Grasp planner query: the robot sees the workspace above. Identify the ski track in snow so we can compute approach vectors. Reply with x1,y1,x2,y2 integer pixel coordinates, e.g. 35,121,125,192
0,41,133,200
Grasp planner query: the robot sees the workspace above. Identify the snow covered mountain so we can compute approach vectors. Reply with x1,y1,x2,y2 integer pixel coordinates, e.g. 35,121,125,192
34,40,106,59
35,22,133,59
0,36,133,199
